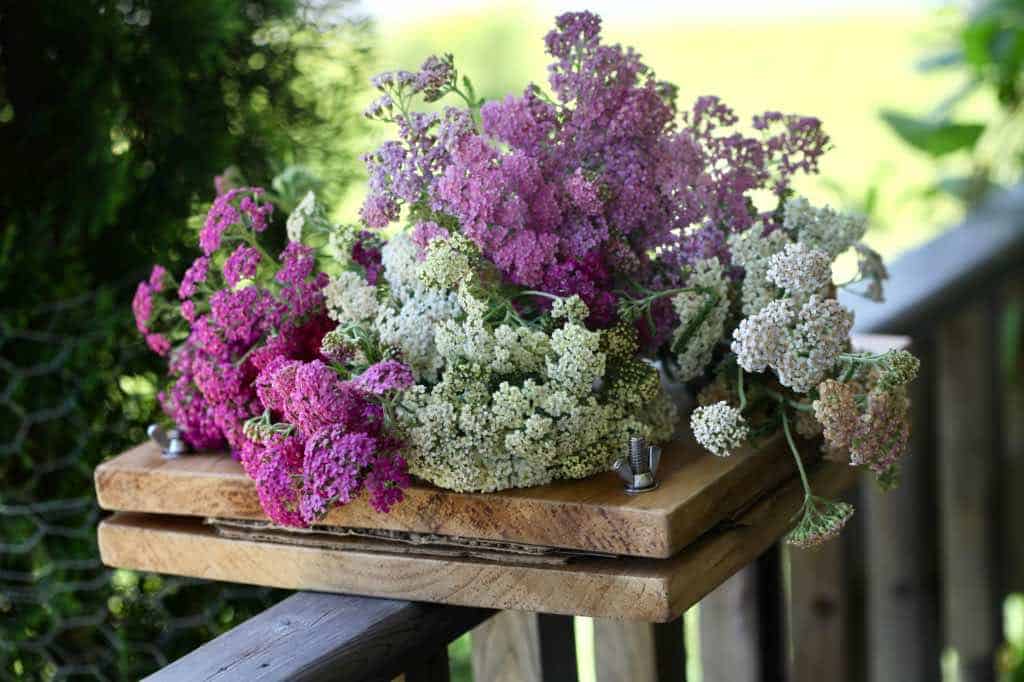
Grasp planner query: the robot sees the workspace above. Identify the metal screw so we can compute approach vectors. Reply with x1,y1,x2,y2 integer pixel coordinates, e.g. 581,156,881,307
614,435,661,494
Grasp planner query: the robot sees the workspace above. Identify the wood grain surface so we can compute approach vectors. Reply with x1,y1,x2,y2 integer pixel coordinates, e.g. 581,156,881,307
95,432,797,559
98,460,856,622
144,591,490,681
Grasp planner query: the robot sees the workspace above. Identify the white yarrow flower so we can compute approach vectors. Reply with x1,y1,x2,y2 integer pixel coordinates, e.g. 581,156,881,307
766,242,832,303
731,295,854,394
729,228,790,316
691,402,749,457
323,270,379,324
286,190,317,243
783,198,867,259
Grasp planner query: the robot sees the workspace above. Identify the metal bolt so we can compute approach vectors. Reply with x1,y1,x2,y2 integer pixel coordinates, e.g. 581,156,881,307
148,423,190,459
614,435,661,494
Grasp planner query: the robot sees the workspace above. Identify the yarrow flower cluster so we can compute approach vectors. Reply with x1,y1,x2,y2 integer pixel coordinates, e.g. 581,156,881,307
690,402,749,457
133,12,918,547
135,181,410,527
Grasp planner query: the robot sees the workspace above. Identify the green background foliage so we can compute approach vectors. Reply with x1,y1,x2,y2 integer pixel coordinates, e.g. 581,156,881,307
0,1,367,678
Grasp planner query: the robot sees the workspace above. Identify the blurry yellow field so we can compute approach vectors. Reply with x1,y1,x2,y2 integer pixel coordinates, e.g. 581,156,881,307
341,8,970,258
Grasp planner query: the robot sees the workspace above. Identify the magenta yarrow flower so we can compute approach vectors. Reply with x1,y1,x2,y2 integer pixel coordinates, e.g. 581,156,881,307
223,245,261,286
132,281,154,334
355,359,415,395
178,256,209,299
199,187,273,256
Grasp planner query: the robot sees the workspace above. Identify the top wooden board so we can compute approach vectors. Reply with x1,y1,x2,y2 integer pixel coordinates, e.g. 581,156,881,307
96,335,904,559
96,433,809,559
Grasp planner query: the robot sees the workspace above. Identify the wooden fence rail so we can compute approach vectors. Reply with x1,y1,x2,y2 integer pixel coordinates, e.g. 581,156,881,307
149,186,1024,681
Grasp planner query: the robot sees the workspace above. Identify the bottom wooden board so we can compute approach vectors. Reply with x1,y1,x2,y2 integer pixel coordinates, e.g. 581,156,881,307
99,461,856,622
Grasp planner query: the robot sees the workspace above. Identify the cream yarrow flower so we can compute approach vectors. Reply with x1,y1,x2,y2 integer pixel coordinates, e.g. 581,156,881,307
551,294,589,324
670,257,730,381
728,227,790,316
286,191,318,243
690,401,749,457
766,242,832,303
324,271,379,324
547,323,605,396
783,198,867,259
420,233,479,291
732,295,853,393
380,232,423,299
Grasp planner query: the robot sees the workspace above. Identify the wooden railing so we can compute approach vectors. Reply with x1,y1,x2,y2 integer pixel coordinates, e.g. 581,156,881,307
147,186,1024,682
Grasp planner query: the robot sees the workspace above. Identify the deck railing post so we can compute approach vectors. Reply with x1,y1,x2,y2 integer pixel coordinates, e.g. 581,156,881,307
593,616,685,682
938,297,1004,682
786,517,850,681
862,338,941,682
1002,279,1024,594
470,611,578,682
699,546,784,682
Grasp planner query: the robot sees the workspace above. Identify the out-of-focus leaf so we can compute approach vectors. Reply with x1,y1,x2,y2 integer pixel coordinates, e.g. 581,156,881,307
930,77,982,118
916,49,965,72
932,174,1000,204
880,110,986,156
962,17,998,69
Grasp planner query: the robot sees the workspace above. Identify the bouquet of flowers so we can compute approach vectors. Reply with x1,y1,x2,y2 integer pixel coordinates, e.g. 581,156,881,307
134,11,917,547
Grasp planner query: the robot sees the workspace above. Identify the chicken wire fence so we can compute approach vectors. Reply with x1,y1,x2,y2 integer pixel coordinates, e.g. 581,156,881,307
0,283,285,681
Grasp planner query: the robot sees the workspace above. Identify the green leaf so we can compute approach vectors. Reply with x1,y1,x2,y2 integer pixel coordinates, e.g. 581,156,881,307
879,110,986,157
962,17,998,69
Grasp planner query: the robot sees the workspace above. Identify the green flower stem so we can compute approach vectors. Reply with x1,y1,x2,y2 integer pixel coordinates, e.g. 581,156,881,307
737,365,748,411
622,285,698,308
516,290,564,302
780,403,813,501
764,388,813,412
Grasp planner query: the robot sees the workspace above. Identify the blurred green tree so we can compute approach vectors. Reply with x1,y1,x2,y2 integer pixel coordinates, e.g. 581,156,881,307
0,1,369,678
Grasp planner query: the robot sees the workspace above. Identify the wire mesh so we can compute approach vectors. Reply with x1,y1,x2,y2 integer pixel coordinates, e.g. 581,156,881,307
0,284,285,681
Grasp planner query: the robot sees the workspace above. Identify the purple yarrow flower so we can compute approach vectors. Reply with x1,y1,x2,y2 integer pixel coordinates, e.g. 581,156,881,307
252,435,306,527
410,221,450,256
178,256,210,299
276,242,317,286
287,360,377,436
145,333,171,356
351,232,384,284
223,245,261,286
255,356,300,415
300,428,379,523
200,188,274,255
180,300,198,323
365,454,411,513
132,281,154,334
354,360,415,395
148,265,169,292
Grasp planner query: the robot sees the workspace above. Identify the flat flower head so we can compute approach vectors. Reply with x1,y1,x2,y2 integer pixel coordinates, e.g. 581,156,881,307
550,295,590,324
355,359,416,395
419,233,479,291
787,497,854,548
850,387,911,474
223,245,261,287
813,379,859,452
766,242,832,303
691,401,749,457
